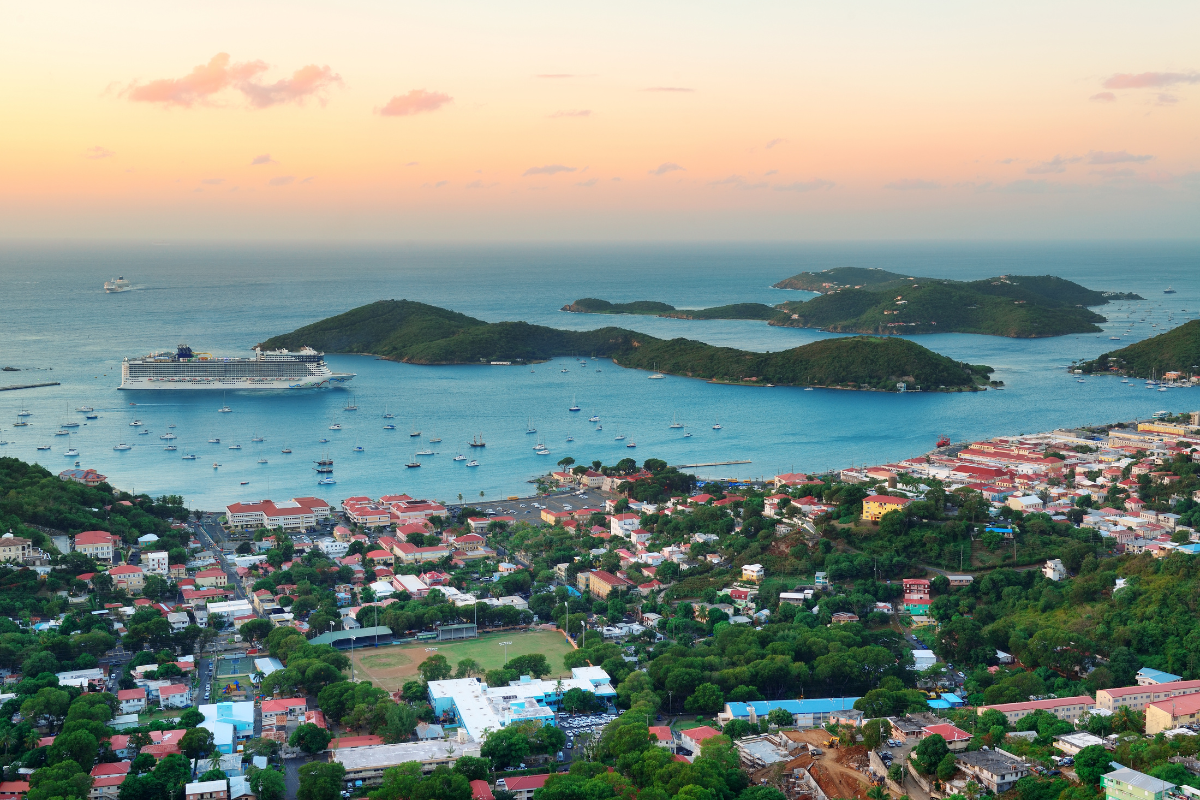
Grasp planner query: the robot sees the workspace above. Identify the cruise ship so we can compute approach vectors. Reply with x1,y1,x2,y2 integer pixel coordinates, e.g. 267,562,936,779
104,277,131,293
119,345,354,390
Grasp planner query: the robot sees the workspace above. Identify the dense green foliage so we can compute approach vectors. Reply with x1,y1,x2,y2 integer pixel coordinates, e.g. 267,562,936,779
1079,319,1200,378
563,298,781,321
772,270,1132,337
260,300,991,390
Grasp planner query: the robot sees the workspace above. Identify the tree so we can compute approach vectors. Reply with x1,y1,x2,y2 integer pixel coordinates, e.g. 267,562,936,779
936,752,958,782
562,687,604,713
240,618,274,644
867,786,888,800
250,769,286,800
179,727,215,760
27,759,92,800
199,768,227,783
418,654,452,683
862,718,885,750
453,756,492,782
298,762,346,800
504,653,551,679
1074,744,1111,784
766,707,794,728
685,682,725,715
480,725,531,769
49,730,99,770
912,734,949,775
289,723,333,754
178,707,205,728
455,658,482,679
738,788,787,800
888,764,905,783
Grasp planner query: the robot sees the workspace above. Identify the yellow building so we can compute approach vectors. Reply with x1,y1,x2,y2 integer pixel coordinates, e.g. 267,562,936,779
1146,694,1200,734
1138,422,1195,436
862,494,913,522
0,535,33,563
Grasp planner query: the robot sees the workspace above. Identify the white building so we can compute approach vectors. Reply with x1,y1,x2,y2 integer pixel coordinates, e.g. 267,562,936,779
224,497,331,531
317,539,350,558
742,564,765,583
167,611,192,632
145,551,170,576
912,649,937,671
206,599,254,623
1043,559,1067,581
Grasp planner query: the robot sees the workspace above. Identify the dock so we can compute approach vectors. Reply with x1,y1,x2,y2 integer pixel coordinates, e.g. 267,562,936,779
674,460,752,468
0,381,60,392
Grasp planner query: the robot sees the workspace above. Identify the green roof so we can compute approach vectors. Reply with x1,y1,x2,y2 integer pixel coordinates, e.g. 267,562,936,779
309,626,393,646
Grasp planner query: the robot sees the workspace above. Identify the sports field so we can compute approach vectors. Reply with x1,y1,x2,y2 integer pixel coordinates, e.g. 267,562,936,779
350,630,574,691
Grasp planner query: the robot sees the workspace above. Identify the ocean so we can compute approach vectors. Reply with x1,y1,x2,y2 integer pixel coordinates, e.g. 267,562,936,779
1,240,1197,510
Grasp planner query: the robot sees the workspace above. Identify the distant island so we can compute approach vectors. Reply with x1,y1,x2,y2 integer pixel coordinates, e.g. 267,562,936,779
1077,319,1200,379
562,298,780,321
771,267,1141,338
260,299,993,391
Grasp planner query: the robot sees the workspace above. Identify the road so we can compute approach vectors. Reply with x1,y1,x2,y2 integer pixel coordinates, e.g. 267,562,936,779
194,514,248,601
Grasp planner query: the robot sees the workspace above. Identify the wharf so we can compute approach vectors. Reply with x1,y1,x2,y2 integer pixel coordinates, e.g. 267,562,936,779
0,381,60,392
674,460,752,468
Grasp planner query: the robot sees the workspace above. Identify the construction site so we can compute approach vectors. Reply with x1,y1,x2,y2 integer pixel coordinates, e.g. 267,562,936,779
736,728,876,800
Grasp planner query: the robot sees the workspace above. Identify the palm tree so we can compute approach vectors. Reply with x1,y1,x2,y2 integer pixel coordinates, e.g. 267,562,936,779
867,785,887,800
0,728,14,755
22,730,39,753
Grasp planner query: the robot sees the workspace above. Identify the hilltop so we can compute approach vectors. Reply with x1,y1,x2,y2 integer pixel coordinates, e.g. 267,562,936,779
562,298,781,321
1078,319,1200,378
771,269,1140,338
260,299,993,391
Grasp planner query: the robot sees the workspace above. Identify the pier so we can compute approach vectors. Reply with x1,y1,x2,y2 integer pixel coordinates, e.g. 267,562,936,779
0,381,60,392
673,460,752,468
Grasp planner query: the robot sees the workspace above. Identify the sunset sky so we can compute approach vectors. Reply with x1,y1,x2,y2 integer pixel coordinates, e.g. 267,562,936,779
2,1,1198,240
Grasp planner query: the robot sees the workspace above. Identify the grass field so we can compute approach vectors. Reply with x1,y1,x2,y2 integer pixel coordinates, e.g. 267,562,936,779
350,630,574,691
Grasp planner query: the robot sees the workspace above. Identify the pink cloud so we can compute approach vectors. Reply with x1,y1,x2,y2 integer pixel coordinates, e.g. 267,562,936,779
379,90,453,117
1157,93,1179,105
884,178,940,190
649,162,685,176
83,146,115,160
1088,150,1153,164
643,87,693,93
549,110,591,118
1089,92,1116,102
1102,71,1200,89
523,164,576,176
126,53,341,108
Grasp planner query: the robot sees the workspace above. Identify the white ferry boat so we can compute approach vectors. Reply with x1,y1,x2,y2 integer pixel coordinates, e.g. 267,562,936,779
104,277,132,293
119,344,354,391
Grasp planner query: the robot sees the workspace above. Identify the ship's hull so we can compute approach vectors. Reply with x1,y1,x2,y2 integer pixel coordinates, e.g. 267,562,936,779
119,374,354,390
105,287,132,293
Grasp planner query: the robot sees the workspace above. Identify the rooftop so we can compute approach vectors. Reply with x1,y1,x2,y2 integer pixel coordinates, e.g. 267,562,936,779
1104,767,1175,794
330,740,480,770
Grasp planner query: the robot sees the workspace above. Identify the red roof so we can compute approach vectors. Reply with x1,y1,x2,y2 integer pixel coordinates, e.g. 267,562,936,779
109,565,143,575
158,684,189,696
864,494,911,505
649,725,674,742
328,735,385,749
74,530,117,546
471,780,495,800
589,569,634,588
501,775,550,792
117,688,146,701
261,697,307,713
923,723,970,742
91,762,132,777
682,725,722,743
90,775,126,788
195,568,225,578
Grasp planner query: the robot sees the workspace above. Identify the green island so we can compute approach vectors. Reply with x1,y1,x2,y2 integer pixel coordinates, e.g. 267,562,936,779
1077,319,1200,378
771,267,1141,338
260,299,994,391
561,298,781,321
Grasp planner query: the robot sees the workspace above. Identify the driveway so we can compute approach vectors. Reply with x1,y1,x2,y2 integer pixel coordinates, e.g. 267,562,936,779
284,754,313,800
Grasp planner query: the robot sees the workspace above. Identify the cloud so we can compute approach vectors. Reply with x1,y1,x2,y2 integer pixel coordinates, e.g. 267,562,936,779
773,179,835,192
1090,92,1117,103
993,179,1052,193
709,175,767,190
83,146,115,160
576,178,598,187
885,178,940,190
643,87,693,93
1157,93,1179,104
1026,155,1081,174
1103,71,1200,90
267,176,294,187
379,89,453,117
1088,150,1153,165
996,158,1016,165
549,109,591,118
765,138,785,149
522,164,576,176
126,53,340,108
251,154,276,165
649,162,685,176
764,169,779,176
1091,167,1136,179
405,161,419,167
300,177,315,184
200,178,224,185
465,180,499,189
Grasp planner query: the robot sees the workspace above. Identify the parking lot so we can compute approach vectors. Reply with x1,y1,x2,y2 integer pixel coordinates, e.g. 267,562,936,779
468,488,609,523
557,711,617,751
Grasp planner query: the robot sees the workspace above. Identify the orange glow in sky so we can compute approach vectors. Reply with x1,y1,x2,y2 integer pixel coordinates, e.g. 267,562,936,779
1,2,1197,240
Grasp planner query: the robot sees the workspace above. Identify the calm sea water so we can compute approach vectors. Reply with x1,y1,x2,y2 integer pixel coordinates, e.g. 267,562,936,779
1,241,1197,510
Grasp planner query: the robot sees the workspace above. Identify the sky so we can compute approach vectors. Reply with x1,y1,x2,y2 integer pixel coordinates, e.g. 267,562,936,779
1,1,1198,241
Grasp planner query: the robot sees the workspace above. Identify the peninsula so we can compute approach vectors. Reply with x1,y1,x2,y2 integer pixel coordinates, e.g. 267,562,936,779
561,298,780,321
260,299,993,391
771,268,1140,338
1077,319,1200,379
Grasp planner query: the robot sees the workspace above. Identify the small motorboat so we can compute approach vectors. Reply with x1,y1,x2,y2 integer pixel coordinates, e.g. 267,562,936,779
588,415,600,422
86,414,98,419
37,444,51,450
137,429,150,435
384,424,396,430
182,453,196,460
453,454,467,461
416,449,433,455
329,423,342,430
164,445,178,451
208,438,220,443
77,406,93,412
229,443,241,450
319,438,330,443
466,460,479,467
240,481,249,485
566,436,574,442
114,443,132,451
160,433,176,440
281,446,292,453
318,477,336,485
213,462,220,469
353,445,364,453
129,420,142,426
258,457,269,463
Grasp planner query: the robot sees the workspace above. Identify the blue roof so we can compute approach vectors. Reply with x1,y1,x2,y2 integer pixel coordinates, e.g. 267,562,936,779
1137,667,1183,683
728,697,861,718
927,699,951,709
941,693,964,704
1176,543,1200,555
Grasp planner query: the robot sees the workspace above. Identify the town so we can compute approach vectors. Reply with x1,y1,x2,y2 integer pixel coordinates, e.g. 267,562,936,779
4,409,1200,800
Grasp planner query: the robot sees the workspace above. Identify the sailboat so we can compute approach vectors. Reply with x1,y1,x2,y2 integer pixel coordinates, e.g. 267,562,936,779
383,404,395,419
318,476,336,485
416,447,434,456
453,453,467,461
588,415,600,423
569,395,581,412
384,423,396,430
469,434,486,448
428,432,441,443
281,444,292,453
314,455,334,473
208,437,220,444
344,394,358,411
258,456,269,463
409,427,422,437
113,443,131,451
76,406,93,412
713,417,722,430
251,432,264,442
683,426,692,438
182,450,196,460
405,454,422,468
63,433,78,457
164,444,178,451
16,410,30,417
669,413,683,429
614,429,626,440
229,443,242,450
37,444,51,451
648,362,665,379
219,392,231,413
353,440,365,453
527,418,537,434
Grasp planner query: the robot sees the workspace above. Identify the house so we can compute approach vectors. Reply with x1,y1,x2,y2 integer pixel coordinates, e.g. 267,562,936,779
861,494,913,522
185,780,229,800
831,612,859,625
1102,767,1177,800
922,723,971,751
976,696,1095,724
0,783,29,800
0,535,33,564
194,567,228,588
1007,494,1045,513
649,726,675,748
118,687,147,714
471,780,495,800
109,565,146,593
741,564,765,583
955,749,1029,793
158,683,191,708
1137,668,1184,686
495,775,550,800
912,650,937,671
1042,559,1067,581
680,726,723,761
73,531,118,562
144,551,169,576
260,697,308,725
610,513,640,538
367,550,395,567
59,467,107,486
581,570,635,600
